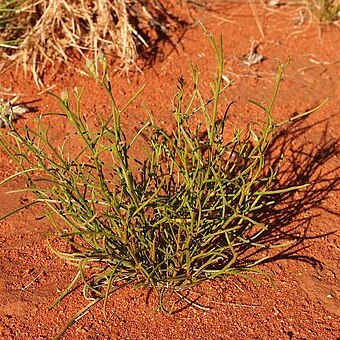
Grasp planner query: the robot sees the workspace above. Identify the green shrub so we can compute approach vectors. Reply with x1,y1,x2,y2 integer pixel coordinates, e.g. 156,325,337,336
0,25,317,337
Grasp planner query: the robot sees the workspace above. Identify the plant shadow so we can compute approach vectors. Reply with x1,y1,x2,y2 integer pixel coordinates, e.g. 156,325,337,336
128,1,191,69
164,112,339,314
237,113,339,269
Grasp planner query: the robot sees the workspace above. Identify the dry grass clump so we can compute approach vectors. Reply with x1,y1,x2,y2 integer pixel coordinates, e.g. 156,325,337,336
0,0,28,46
0,0,187,85
308,0,340,22
286,0,340,23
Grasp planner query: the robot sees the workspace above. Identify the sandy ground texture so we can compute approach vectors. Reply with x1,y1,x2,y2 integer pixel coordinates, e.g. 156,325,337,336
0,1,339,339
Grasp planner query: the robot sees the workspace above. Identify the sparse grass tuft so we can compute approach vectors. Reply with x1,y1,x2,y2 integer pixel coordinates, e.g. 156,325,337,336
0,25,315,337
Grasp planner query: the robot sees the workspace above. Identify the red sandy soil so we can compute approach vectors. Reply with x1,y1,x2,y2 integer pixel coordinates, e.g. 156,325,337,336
0,2,339,339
